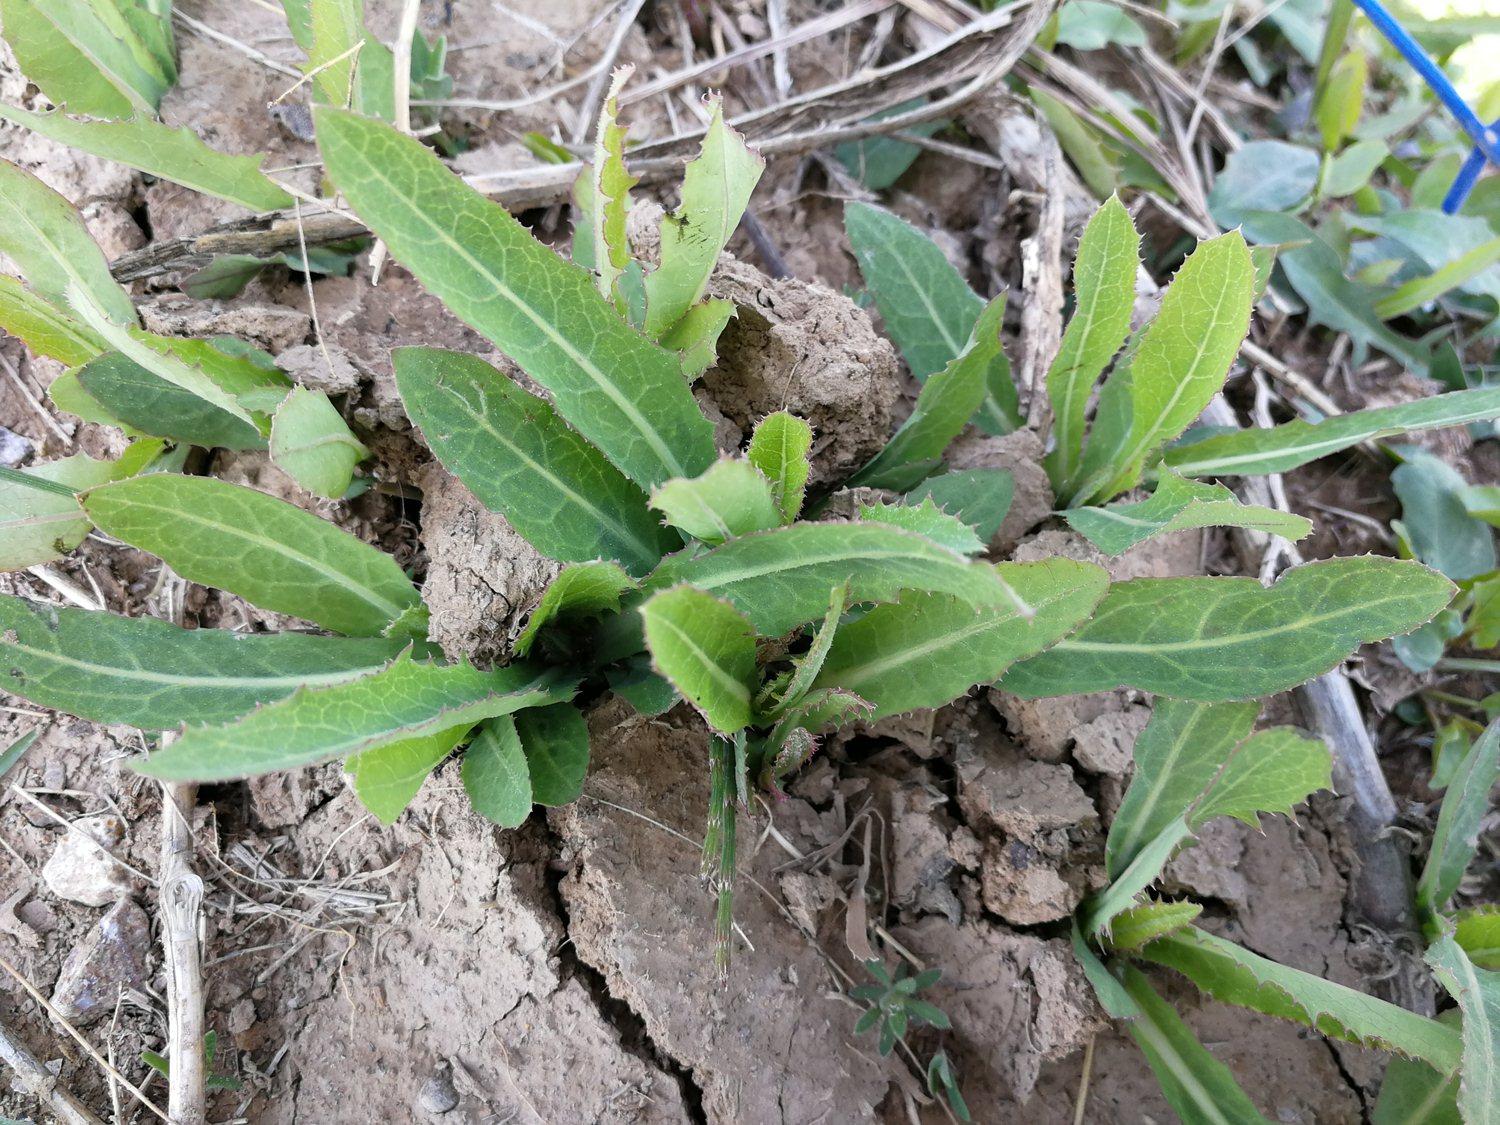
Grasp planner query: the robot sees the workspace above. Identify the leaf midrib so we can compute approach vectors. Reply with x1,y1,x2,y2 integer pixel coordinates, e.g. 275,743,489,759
4,636,389,691
330,123,686,482
94,491,411,623
439,382,661,570
1057,591,1414,656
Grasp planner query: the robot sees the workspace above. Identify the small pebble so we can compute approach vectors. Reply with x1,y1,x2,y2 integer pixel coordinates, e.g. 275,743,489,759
418,1066,460,1114
51,898,151,1025
41,814,133,906
0,425,33,467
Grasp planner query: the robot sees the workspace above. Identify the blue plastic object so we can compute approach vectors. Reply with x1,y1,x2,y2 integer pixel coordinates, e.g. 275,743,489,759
1348,0,1499,213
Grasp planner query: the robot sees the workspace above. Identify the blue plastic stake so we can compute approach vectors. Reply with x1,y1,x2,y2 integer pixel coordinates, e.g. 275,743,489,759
1348,0,1500,213
1444,118,1500,215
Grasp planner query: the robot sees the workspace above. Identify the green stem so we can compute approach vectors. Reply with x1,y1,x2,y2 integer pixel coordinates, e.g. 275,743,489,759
1438,657,1500,674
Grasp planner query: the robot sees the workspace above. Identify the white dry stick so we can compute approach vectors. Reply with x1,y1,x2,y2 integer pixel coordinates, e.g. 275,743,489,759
0,1013,106,1125
159,769,207,1125
1021,130,1066,431
392,0,422,135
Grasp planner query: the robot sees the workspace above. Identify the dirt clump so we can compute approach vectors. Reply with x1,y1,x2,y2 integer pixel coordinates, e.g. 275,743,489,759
893,916,1103,1106
702,256,900,484
138,297,311,355
49,897,152,1025
416,462,560,666
235,781,690,1125
551,698,892,1123
957,740,1103,925
40,813,135,906
944,428,1054,553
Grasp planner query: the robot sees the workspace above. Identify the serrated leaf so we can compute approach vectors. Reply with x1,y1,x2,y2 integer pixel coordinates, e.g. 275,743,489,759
136,653,573,781
76,352,267,449
1106,699,1258,878
812,558,1109,719
641,585,758,733
1417,719,1500,918
269,386,367,499
0,595,408,729
74,310,272,433
1064,472,1312,556
461,716,532,827
589,66,637,310
0,107,293,211
1375,235,1500,319
393,348,671,576
316,108,715,490
843,201,984,383
853,295,1010,488
1055,0,1148,49
0,452,125,570
651,460,781,546
1103,900,1204,952
0,158,136,327
1072,930,1271,1124
1029,86,1120,202
1373,1040,1461,1125
747,411,812,523
1316,52,1366,151
1044,196,1140,491
1457,908,1500,971
516,703,589,806
1002,557,1454,701
645,522,1032,636
766,583,845,716
307,0,375,112
858,499,984,555
1,0,169,116
1322,139,1388,198
1113,964,1275,1124
1164,386,1500,478
1084,817,1195,938
1140,926,1464,1072
0,275,103,366
347,723,471,824
1425,936,1499,1122
644,96,763,339
834,99,940,192
1191,727,1332,825
514,561,636,658
659,297,734,379
1075,231,1255,504
82,474,420,636
903,470,1014,543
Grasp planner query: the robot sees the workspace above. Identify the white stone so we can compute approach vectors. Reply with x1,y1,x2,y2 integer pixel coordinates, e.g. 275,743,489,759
41,814,133,907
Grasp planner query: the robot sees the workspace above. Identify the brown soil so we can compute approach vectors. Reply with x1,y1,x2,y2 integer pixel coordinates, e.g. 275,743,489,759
0,3,1476,1124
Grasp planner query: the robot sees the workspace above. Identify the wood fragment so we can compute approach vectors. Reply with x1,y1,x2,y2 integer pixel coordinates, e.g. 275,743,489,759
0,1012,106,1125
110,1,1054,282
1020,129,1066,431
159,775,207,1125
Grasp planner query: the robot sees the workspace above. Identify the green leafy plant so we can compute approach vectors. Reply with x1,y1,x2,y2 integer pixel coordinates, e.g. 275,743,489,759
1,24,1498,1119
850,960,970,1121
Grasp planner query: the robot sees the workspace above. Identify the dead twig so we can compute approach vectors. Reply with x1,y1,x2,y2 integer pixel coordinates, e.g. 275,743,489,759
110,0,1054,282
0,1012,106,1125
569,0,648,144
159,773,207,1125
0,952,172,1123
1020,130,1066,430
